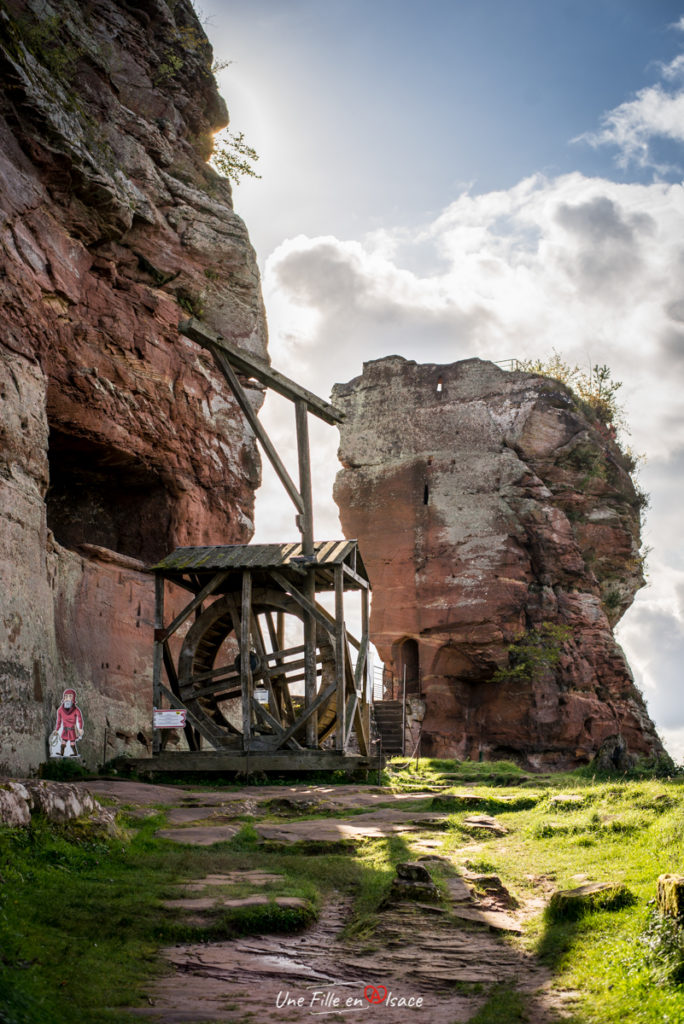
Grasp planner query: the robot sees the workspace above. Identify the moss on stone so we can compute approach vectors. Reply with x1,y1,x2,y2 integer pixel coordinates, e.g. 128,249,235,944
658,875,684,920
547,881,636,922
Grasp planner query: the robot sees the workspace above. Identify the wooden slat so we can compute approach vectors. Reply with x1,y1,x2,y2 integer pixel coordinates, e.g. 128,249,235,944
354,633,369,691
251,698,303,751
188,663,240,686
272,680,337,752
134,750,378,773
250,611,281,727
270,571,336,638
180,317,344,425
264,643,307,663
181,681,242,702
160,570,230,641
334,564,345,750
342,562,370,590
157,684,226,751
162,641,199,751
344,692,358,746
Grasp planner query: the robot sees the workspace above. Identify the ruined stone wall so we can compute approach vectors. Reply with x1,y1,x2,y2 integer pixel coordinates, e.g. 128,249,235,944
0,0,266,772
333,356,664,769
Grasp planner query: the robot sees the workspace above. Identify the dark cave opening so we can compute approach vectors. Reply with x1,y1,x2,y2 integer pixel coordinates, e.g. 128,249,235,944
46,429,174,563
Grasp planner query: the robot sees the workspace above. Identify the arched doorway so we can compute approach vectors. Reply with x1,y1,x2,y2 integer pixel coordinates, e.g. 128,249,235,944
394,637,420,696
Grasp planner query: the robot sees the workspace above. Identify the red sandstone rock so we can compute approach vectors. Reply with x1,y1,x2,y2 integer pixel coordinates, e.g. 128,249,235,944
333,356,664,769
0,0,266,772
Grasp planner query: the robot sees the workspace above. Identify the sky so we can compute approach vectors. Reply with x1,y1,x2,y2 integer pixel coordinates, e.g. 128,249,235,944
198,0,684,760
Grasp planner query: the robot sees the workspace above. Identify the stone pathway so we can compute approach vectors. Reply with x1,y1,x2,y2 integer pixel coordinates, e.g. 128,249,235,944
77,780,575,1023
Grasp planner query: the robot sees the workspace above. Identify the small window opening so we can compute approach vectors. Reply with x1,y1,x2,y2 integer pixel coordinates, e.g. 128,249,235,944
423,483,429,505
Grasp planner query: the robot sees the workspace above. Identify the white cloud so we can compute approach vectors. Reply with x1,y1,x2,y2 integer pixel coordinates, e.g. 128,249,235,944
577,46,684,171
255,170,684,755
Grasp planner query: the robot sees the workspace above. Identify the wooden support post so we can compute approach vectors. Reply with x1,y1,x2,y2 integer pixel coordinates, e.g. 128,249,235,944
240,570,253,750
356,585,370,693
153,574,164,755
296,399,317,748
334,564,346,750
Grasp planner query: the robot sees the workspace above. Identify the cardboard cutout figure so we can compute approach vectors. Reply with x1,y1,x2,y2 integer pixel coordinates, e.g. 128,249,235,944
49,689,84,758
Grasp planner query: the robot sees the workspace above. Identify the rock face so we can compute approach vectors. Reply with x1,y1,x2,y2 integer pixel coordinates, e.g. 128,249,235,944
333,356,664,769
0,0,266,773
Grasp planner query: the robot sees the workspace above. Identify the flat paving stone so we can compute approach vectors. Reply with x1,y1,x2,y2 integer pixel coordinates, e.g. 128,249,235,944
156,825,239,845
164,895,310,912
129,897,559,1024
450,905,522,933
462,814,508,836
257,809,449,844
446,877,473,902
180,872,283,892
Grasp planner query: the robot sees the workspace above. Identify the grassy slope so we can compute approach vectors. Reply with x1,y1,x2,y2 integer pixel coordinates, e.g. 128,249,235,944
1,761,683,1024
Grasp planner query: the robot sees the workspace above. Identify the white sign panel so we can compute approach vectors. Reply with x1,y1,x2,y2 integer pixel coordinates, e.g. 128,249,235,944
153,708,187,729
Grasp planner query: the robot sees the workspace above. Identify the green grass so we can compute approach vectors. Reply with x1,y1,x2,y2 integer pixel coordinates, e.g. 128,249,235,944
3,764,684,1024
465,984,530,1023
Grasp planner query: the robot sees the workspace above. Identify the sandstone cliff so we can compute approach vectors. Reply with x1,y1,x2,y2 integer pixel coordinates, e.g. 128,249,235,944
333,356,664,769
0,0,266,772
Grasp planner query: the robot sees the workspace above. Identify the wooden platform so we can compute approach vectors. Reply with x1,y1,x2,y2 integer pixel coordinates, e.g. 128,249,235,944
122,750,382,776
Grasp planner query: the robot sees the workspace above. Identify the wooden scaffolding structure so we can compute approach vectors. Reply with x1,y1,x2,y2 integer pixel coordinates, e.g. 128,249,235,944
135,318,376,773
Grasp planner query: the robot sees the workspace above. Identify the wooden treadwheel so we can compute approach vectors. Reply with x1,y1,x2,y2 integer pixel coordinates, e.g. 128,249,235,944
177,588,339,748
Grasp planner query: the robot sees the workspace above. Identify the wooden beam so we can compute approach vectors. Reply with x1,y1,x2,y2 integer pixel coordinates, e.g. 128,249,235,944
270,570,336,638
250,611,281,727
354,633,369,692
342,562,370,590
162,641,199,751
186,663,240,686
251,698,303,751
240,571,252,748
344,692,358,746
263,643,307,663
157,683,227,751
132,750,378,773
272,680,337,752
182,681,242,702
210,346,305,515
179,317,344,425
334,564,346,750
353,698,370,756
295,398,317,747
160,570,230,641
152,575,164,756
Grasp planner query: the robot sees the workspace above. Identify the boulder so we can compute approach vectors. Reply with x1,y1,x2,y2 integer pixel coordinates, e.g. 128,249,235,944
547,881,636,921
396,861,433,883
0,781,32,827
462,815,508,836
386,861,440,904
0,778,101,827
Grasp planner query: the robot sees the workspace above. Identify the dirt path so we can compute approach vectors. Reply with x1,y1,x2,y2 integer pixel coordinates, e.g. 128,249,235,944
80,780,573,1024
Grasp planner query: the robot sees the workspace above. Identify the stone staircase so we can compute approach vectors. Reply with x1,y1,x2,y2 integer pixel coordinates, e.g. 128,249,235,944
372,700,404,756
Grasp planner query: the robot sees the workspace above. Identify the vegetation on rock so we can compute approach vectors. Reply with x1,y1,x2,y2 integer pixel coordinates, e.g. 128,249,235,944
490,622,572,685
211,127,261,183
